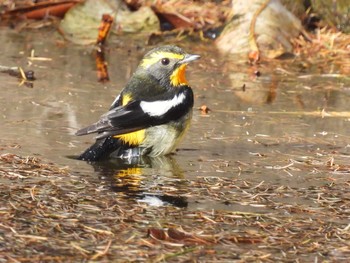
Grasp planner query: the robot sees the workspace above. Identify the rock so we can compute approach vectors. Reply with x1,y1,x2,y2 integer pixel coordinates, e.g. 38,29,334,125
59,0,159,45
216,0,303,59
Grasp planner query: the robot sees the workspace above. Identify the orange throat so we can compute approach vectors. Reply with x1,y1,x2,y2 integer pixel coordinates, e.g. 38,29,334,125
170,64,188,86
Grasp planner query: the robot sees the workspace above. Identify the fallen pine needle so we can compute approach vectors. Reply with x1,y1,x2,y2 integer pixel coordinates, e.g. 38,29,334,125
82,225,114,235
15,234,48,241
70,242,90,255
90,240,112,260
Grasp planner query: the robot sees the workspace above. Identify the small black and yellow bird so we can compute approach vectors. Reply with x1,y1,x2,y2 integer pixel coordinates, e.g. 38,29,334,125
76,45,200,161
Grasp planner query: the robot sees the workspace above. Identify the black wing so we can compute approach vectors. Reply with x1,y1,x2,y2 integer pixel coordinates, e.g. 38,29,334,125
76,86,193,139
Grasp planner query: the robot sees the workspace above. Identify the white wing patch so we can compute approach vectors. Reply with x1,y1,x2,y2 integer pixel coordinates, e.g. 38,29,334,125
140,93,186,117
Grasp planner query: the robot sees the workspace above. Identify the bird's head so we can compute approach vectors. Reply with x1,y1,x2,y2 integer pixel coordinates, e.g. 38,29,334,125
138,45,200,87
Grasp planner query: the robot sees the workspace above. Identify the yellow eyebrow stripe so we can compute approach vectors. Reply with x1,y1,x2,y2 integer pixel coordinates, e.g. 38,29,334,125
141,51,184,68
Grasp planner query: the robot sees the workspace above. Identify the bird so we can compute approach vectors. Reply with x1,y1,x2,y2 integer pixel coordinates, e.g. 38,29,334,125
76,45,200,161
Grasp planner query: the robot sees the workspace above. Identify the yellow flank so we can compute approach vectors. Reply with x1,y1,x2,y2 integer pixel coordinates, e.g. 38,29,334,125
114,129,145,146
122,93,132,105
170,64,188,86
114,93,145,146
141,51,184,68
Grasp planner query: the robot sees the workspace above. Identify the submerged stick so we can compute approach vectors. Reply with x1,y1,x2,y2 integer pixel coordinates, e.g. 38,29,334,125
0,65,35,80
96,14,114,46
94,14,114,82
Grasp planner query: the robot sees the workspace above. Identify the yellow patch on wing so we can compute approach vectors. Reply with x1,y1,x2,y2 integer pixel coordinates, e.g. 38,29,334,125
141,51,184,68
114,129,145,146
122,93,132,105
170,64,188,86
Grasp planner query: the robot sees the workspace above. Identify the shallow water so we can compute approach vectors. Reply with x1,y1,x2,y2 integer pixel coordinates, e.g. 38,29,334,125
0,28,349,211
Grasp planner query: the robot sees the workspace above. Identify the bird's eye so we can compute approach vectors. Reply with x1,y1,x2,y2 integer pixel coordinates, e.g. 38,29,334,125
161,58,170,65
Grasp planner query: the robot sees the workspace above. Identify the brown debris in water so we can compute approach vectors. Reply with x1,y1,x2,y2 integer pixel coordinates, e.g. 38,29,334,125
96,14,114,46
94,14,113,82
199,104,211,115
292,27,350,76
152,0,231,31
0,0,82,29
0,65,36,88
1,151,350,261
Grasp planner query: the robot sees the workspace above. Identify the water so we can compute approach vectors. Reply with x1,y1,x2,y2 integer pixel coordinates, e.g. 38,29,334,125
0,28,349,211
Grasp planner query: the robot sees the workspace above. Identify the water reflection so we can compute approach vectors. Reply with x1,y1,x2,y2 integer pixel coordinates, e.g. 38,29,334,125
88,155,188,208
0,28,349,212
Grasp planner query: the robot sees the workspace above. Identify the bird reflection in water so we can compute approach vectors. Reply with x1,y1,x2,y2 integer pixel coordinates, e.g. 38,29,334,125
89,155,188,208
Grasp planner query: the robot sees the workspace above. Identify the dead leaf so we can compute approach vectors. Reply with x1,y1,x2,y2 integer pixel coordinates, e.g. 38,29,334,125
167,228,189,240
148,228,167,240
199,105,211,114
1,0,81,20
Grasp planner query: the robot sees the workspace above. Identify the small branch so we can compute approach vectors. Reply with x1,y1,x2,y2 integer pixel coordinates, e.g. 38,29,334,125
0,65,35,81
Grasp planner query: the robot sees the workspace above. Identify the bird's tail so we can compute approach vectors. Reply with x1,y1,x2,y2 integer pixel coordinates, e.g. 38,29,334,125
77,137,123,161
